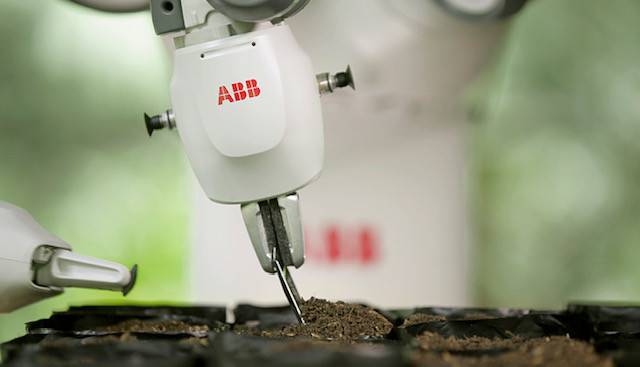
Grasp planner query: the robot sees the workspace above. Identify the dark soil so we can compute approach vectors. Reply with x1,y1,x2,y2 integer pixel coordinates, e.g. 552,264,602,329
416,331,523,351
413,335,614,367
234,298,393,341
402,313,497,327
402,314,447,326
84,333,209,346
95,319,209,333
79,333,138,345
38,332,210,350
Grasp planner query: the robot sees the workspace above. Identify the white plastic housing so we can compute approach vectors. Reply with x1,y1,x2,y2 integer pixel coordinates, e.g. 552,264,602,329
35,250,132,292
170,24,323,204
241,193,305,273
0,202,70,313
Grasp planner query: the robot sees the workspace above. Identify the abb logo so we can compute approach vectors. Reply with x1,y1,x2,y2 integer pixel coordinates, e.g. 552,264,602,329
305,225,381,266
218,79,261,105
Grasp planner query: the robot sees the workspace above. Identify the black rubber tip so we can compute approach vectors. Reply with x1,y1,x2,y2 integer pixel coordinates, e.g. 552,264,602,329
335,65,355,90
144,113,165,136
122,264,137,296
144,113,154,136
335,73,350,88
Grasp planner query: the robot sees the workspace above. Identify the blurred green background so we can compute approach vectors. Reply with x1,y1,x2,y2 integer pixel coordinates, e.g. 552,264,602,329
0,1,191,344
1,0,640,347
469,0,640,308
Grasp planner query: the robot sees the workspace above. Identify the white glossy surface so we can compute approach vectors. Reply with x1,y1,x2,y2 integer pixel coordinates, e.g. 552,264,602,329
0,202,69,313
171,24,323,203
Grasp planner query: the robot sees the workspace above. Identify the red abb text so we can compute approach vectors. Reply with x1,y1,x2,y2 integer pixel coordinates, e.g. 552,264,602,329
218,79,261,105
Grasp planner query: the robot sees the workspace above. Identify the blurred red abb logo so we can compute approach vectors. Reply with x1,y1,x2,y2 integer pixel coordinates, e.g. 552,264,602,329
218,79,261,105
305,225,380,265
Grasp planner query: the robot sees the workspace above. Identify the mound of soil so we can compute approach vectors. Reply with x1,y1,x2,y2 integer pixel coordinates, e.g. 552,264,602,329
235,298,393,340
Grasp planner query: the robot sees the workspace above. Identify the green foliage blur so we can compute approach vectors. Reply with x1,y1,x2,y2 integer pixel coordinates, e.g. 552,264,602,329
469,0,640,308
0,1,190,343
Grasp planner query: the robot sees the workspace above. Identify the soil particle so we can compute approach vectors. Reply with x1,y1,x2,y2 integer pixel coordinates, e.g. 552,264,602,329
402,314,447,327
234,298,393,341
40,338,75,348
80,333,138,345
39,333,139,347
402,313,498,327
413,335,614,367
41,332,210,347
95,319,209,333
416,331,523,351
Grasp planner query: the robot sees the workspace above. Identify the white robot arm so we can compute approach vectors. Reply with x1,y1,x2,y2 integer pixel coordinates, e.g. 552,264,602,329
0,201,137,313
143,0,353,322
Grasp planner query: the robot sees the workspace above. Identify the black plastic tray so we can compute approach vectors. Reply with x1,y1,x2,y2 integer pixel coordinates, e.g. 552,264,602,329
1,339,202,367
400,313,591,340
4,303,640,366
380,306,540,326
206,331,409,367
234,304,298,329
568,303,640,335
26,305,226,337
